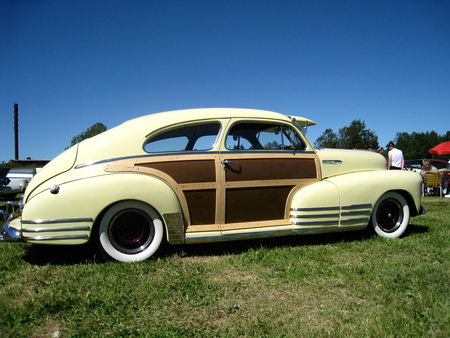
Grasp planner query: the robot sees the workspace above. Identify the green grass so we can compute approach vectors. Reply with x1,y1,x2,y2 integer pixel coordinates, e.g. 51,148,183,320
1,197,449,337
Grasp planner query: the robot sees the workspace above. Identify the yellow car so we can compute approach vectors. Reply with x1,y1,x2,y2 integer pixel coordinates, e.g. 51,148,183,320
1,108,424,262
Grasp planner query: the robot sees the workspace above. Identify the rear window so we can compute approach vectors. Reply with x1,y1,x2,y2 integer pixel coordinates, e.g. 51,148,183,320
144,122,221,153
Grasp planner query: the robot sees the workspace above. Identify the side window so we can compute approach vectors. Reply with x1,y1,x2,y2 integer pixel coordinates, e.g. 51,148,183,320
225,122,305,150
144,122,220,153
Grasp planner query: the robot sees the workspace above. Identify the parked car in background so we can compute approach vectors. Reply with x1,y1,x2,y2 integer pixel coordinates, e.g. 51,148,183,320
0,167,37,201
0,168,11,196
405,159,449,171
1,108,424,262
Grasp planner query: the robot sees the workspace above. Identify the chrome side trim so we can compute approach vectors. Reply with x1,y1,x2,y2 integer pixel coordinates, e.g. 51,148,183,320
341,204,372,209
292,220,339,226
290,204,372,227
75,152,221,169
22,226,91,233
290,204,371,212
341,210,371,216
22,218,93,225
340,218,370,224
339,204,372,226
291,213,340,218
322,160,342,165
291,206,340,211
76,150,316,169
19,219,93,241
162,212,185,244
25,234,89,241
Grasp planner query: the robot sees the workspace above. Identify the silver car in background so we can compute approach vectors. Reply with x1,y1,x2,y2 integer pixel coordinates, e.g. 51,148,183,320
0,167,37,200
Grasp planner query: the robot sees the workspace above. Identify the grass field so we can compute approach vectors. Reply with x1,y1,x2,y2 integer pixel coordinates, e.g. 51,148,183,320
1,197,449,337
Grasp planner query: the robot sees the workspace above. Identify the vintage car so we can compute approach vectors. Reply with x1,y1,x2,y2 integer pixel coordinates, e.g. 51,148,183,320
1,108,424,262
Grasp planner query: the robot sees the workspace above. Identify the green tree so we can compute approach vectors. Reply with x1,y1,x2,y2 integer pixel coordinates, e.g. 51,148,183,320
315,120,378,149
338,120,378,149
67,122,107,149
264,141,280,150
394,130,450,160
314,128,339,148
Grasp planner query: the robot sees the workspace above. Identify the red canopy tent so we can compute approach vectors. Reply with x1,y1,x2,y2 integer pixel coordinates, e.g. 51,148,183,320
429,141,450,155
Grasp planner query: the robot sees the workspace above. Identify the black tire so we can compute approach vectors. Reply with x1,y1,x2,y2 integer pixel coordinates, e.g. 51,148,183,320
371,192,410,238
98,201,164,262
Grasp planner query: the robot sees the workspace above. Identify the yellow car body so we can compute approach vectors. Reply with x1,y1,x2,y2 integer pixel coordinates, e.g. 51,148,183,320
1,108,424,262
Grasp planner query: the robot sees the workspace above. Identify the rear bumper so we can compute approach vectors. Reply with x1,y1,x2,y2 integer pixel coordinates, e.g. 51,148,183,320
0,216,23,242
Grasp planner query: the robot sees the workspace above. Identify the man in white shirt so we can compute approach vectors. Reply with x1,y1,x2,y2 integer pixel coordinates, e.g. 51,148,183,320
387,142,404,170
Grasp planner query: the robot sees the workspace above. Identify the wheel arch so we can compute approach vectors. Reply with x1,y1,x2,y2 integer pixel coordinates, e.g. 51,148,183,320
392,189,418,217
92,196,185,246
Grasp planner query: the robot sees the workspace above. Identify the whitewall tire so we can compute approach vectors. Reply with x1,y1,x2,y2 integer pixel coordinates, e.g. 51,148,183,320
371,192,410,238
98,201,164,262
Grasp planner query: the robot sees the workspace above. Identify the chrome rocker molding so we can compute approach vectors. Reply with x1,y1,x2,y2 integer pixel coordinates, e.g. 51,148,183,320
185,224,367,244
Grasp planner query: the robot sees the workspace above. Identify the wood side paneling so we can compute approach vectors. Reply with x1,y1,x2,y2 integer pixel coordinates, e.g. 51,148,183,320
184,190,216,225
225,186,293,223
140,160,215,183
225,158,316,181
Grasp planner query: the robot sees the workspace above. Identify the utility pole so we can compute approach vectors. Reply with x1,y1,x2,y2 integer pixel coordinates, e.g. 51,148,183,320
14,103,19,160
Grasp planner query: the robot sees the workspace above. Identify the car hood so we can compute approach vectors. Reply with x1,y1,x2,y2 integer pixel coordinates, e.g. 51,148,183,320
316,148,387,178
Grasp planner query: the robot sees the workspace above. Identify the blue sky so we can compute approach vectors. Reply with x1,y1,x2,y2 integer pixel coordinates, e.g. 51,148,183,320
1,0,449,161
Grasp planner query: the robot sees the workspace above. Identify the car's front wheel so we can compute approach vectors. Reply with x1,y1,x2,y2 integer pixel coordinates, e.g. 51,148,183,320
98,201,164,262
371,191,410,238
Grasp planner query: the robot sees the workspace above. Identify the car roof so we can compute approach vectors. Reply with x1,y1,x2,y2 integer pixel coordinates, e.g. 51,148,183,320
122,108,316,129
75,108,316,166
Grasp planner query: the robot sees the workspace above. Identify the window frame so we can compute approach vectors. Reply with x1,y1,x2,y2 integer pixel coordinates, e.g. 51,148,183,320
224,121,306,151
143,121,222,153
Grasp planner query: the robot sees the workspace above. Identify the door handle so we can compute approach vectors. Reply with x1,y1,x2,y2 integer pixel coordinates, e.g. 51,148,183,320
221,159,239,171
221,160,238,164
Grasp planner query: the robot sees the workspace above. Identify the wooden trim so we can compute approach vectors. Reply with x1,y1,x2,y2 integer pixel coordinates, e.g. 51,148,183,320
220,219,290,230
104,152,323,234
105,160,192,225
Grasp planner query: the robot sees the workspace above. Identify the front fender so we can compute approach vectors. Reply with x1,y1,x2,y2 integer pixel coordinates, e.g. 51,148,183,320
325,170,422,214
289,170,422,229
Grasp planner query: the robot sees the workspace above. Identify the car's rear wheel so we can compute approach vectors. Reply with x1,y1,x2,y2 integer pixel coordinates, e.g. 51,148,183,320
371,192,410,238
98,201,164,262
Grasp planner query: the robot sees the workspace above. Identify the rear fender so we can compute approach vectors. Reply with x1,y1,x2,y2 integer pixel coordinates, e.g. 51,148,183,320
21,173,185,244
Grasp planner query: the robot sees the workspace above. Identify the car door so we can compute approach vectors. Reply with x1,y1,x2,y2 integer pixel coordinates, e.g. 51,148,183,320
142,121,222,231
218,119,320,232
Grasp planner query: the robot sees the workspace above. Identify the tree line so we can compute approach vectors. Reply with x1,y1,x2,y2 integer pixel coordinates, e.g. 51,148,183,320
314,119,450,160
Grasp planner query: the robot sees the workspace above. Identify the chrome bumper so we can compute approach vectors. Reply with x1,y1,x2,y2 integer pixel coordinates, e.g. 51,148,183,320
0,220,23,242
